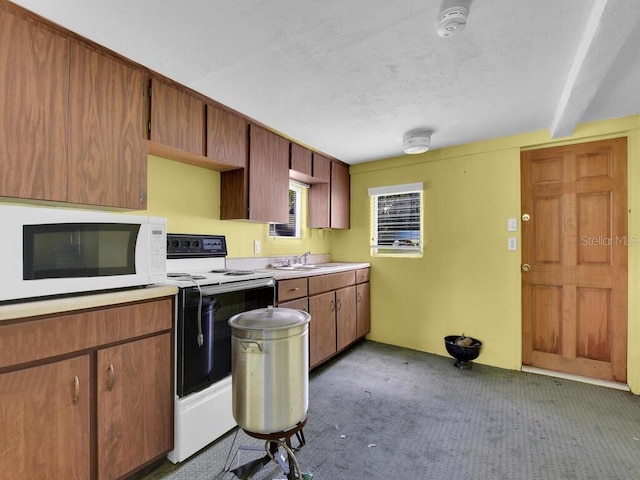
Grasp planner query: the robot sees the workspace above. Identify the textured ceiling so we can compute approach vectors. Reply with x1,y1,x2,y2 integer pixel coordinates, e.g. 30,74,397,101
10,0,640,164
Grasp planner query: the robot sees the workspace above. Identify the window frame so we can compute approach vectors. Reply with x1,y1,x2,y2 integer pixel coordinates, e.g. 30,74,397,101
368,182,423,257
269,182,303,239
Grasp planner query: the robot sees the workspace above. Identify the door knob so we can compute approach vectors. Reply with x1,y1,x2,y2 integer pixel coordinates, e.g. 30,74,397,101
521,264,531,272
522,213,530,222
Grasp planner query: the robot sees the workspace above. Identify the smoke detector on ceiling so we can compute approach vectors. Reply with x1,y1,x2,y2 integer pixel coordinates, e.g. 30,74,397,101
437,6,469,38
403,130,432,154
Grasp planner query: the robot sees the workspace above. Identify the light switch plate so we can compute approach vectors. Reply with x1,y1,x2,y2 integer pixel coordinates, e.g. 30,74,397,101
508,237,517,251
254,240,260,254
508,218,518,232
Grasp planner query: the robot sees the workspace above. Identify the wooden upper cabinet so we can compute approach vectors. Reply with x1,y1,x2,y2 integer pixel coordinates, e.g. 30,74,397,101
312,153,331,182
0,7,69,202
290,143,313,176
330,161,350,229
150,79,205,156
207,105,247,168
67,43,147,208
248,125,289,223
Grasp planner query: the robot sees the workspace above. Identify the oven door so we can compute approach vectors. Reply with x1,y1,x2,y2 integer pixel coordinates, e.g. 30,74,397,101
176,278,275,397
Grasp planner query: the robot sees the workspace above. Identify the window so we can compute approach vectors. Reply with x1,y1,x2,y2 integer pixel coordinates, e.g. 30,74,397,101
369,182,423,256
269,183,302,238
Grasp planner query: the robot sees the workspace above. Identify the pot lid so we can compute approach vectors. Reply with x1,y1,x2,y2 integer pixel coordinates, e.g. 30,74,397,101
228,306,310,331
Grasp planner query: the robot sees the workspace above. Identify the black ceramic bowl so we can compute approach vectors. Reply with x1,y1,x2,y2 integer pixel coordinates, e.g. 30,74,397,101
444,335,482,369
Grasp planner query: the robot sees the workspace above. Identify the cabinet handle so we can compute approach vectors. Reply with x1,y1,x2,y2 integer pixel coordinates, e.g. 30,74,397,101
289,287,299,291
357,292,362,302
107,364,115,391
73,376,79,405
330,300,335,312
337,299,342,310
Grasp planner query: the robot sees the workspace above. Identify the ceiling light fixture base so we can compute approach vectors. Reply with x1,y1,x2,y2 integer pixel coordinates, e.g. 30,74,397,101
437,6,469,38
403,130,432,154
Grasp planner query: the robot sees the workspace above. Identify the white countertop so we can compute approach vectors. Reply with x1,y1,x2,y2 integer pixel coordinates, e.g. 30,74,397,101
258,262,371,280
0,284,178,323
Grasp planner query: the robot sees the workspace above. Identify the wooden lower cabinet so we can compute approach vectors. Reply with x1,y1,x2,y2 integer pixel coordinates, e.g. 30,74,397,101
97,333,172,480
0,356,91,479
278,297,309,313
356,282,370,338
336,286,357,351
0,297,173,480
309,291,338,368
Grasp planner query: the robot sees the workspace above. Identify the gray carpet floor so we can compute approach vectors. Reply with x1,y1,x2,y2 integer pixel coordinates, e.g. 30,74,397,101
141,340,640,480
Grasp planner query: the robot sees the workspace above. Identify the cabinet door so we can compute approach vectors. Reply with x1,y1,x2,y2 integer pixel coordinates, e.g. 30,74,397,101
308,292,337,368
150,79,205,155
356,282,371,338
336,285,357,351
308,154,331,228
278,297,309,313
290,143,312,176
0,8,69,202
248,125,289,223
67,43,146,208
0,356,90,479
330,161,350,229
97,333,172,480
207,105,247,167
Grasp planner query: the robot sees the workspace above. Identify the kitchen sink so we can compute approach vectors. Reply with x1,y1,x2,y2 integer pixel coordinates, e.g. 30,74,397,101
272,265,321,271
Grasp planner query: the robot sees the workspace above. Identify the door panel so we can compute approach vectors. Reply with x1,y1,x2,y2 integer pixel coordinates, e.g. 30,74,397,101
521,137,627,383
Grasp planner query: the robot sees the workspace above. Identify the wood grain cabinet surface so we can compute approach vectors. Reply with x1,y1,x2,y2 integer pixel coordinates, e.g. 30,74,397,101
150,79,205,156
0,297,174,480
0,6,69,202
221,124,289,223
207,105,247,168
309,157,350,229
67,43,147,209
290,143,313,177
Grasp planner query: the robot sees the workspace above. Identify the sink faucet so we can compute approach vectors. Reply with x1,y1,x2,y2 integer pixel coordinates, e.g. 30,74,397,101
290,251,311,265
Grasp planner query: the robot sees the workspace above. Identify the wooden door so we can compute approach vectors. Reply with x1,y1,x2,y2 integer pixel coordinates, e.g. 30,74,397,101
336,286,357,350
309,154,331,228
207,105,247,167
521,137,627,382
97,334,173,480
0,7,69,202
0,356,90,479
248,125,289,223
356,282,371,338
67,43,146,208
309,292,337,367
150,79,205,155
330,161,350,228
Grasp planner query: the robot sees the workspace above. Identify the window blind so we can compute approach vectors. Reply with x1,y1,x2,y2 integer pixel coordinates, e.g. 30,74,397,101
369,183,423,255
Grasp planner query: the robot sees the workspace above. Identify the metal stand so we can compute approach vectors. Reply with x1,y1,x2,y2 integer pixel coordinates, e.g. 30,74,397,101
227,417,307,480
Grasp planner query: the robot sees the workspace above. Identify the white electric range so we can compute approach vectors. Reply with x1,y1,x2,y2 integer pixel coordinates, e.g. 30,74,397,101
164,234,275,463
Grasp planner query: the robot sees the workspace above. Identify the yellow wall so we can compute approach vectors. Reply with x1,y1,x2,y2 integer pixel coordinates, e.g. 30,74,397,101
141,154,332,259
334,115,640,393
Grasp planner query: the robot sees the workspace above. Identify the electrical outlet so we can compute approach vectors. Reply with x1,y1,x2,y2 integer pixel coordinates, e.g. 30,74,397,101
253,240,260,254
508,218,518,232
508,237,517,251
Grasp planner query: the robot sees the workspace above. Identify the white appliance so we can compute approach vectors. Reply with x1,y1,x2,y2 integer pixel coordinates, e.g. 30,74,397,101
0,204,166,302
164,234,275,463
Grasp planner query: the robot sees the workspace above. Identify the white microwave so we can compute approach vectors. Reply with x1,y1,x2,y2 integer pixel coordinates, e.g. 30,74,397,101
0,204,167,303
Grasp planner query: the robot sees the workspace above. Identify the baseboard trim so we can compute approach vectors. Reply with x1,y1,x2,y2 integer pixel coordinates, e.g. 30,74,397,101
521,366,630,392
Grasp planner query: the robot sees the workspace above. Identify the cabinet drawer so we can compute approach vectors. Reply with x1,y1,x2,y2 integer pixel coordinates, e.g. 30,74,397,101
277,278,308,302
309,271,356,295
278,297,309,313
0,297,173,370
356,268,370,284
